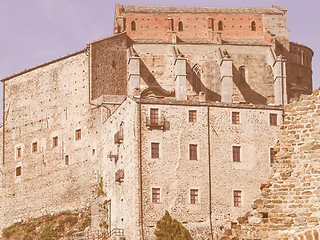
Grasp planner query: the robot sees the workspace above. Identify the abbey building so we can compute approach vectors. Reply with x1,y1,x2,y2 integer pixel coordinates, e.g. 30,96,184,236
0,4,313,239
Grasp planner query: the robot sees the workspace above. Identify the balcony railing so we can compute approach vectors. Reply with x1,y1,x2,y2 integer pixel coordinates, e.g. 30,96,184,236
114,130,124,144
115,169,124,183
146,116,165,129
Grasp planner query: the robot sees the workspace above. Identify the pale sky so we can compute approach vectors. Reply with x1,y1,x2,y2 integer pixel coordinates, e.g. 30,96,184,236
0,0,318,121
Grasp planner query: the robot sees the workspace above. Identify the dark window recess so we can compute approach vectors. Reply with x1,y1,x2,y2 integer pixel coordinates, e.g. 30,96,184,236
32,142,38,153
189,110,197,122
189,144,197,160
131,21,136,31
190,189,199,204
218,21,223,30
17,147,22,158
152,188,160,203
251,21,256,31
270,114,277,126
151,143,160,158
232,112,240,124
53,136,58,147
234,190,241,207
270,148,275,164
178,21,183,31
16,166,21,176
75,129,81,140
114,129,124,144
108,152,119,162
115,169,124,183
65,155,69,165
233,146,241,162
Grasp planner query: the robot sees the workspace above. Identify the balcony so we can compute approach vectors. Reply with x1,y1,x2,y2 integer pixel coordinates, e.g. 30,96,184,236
146,116,165,129
114,130,123,144
115,169,124,183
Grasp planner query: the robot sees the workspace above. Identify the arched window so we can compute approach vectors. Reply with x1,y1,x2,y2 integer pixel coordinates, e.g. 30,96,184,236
131,21,136,31
192,65,202,93
178,21,183,31
239,66,246,82
251,21,256,31
218,21,223,31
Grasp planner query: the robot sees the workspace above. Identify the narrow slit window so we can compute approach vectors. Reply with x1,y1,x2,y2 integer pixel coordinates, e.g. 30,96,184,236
53,136,58,147
131,21,136,31
251,21,256,31
75,129,82,141
32,142,38,153
178,21,183,31
16,166,21,177
17,147,22,158
218,21,223,31
65,155,69,165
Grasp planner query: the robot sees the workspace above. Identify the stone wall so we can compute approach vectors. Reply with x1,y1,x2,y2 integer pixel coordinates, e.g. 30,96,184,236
89,33,127,100
220,90,320,239
138,100,281,239
1,52,100,229
134,43,275,104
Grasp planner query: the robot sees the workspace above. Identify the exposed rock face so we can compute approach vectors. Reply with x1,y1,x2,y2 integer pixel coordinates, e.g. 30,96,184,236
221,90,320,239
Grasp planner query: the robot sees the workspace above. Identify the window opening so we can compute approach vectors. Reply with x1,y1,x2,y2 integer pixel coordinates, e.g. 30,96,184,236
270,114,277,126
234,190,241,207
152,188,160,203
190,189,199,204
189,144,197,160
218,21,223,30
251,21,256,31
233,146,240,162
178,21,183,31
232,112,240,124
151,143,160,158
75,129,82,141
131,21,136,31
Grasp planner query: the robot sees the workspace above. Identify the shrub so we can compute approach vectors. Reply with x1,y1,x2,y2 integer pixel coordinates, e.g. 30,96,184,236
38,227,57,240
154,210,192,240
65,216,78,226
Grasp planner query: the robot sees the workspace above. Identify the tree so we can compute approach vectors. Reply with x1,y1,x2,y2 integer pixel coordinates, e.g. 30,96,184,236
154,210,193,240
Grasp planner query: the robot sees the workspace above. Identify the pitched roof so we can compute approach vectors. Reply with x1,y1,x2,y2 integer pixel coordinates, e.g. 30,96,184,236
121,5,283,15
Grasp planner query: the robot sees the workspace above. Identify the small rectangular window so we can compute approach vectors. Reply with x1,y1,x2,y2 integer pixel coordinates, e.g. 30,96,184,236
270,148,275,164
270,114,277,126
190,189,199,204
151,143,160,158
150,109,159,125
232,112,240,124
75,129,81,141
189,144,197,160
233,146,240,162
152,188,160,203
32,142,38,153
53,136,58,147
65,155,69,165
17,147,22,158
16,166,21,176
234,190,242,207
189,110,197,122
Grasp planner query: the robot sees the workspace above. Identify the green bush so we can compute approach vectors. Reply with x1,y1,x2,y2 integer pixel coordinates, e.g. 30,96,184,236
2,223,18,239
154,210,192,240
65,216,78,226
38,227,57,240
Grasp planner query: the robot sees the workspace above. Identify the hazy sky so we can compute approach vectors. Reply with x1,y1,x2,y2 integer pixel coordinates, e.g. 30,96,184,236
0,0,318,121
